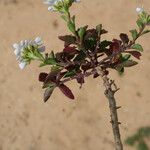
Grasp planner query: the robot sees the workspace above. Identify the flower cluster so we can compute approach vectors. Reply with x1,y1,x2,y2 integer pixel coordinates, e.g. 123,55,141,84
44,0,80,12
13,37,45,69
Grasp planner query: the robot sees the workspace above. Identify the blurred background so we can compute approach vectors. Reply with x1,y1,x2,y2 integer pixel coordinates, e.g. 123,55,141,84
0,0,150,149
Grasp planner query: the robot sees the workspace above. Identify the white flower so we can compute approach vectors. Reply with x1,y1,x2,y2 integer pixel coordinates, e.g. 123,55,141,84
13,37,45,69
74,0,80,2
19,62,27,70
44,0,80,12
136,7,144,14
44,0,62,11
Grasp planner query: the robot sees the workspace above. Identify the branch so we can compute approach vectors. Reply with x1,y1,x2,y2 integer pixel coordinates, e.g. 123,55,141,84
98,67,123,150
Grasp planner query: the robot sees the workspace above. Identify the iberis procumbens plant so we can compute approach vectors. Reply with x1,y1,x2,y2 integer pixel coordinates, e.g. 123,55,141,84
13,0,150,102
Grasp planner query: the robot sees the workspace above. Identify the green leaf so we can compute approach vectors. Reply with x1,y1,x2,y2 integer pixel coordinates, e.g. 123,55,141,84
46,58,57,65
64,70,76,78
61,15,68,22
78,26,88,41
142,30,150,35
147,15,150,24
137,19,144,29
96,24,102,35
67,20,76,35
130,29,138,40
125,134,139,146
51,65,61,72
40,58,57,67
71,15,75,24
100,40,111,50
140,11,150,24
121,54,131,61
116,67,124,75
50,51,55,59
138,127,150,138
131,44,143,52
137,140,149,150
74,51,86,61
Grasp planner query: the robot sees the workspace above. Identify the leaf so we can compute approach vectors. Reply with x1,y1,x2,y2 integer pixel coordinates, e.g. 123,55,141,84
59,84,74,100
96,24,102,35
78,26,88,41
110,39,121,52
46,58,57,65
64,70,76,78
39,72,48,82
137,140,149,150
58,35,76,46
142,30,150,35
138,127,150,137
77,76,85,84
120,33,129,43
131,44,143,52
71,15,76,24
147,15,150,24
61,15,68,22
50,51,55,59
140,11,150,24
122,60,138,67
93,72,99,78
67,20,76,34
121,54,131,61
40,58,57,67
125,51,141,60
44,87,55,102
116,67,124,75
43,71,59,88
125,134,139,146
63,46,77,53
137,19,144,29
117,60,138,69
100,40,111,49
130,29,138,40
74,50,86,61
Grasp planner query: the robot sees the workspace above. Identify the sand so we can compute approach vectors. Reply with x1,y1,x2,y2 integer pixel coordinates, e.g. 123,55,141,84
0,0,150,149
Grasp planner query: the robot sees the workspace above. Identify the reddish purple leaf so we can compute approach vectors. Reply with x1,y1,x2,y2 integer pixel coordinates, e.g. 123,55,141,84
120,33,129,43
63,46,77,53
110,39,122,53
125,51,141,60
39,72,48,82
59,84,74,100
58,35,76,46
93,72,99,78
81,62,91,71
77,75,85,84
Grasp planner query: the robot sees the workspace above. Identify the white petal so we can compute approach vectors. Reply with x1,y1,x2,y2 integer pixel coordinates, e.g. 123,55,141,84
75,0,80,2
19,62,26,70
35,37,42,45
14,49,20,56
136,7,144,14
20,40,24,46
48,6,55,11
16,55,21,61
13,43,19,49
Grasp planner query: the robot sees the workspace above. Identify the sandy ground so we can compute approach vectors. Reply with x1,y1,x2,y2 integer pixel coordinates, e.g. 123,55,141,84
0,0,150,150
